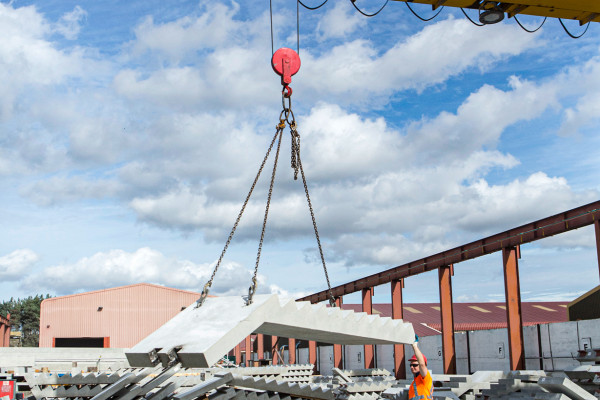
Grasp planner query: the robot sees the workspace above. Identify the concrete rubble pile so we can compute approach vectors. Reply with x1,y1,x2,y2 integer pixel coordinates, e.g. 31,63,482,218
17,362,600,400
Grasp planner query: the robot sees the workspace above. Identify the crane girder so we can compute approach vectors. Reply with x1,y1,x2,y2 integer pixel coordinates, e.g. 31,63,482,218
392,0,600,24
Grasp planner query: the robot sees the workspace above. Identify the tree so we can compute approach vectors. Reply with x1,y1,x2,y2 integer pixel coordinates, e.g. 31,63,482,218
0,294,52,347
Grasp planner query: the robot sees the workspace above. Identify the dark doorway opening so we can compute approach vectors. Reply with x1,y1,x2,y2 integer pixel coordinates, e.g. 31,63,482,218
54,337,105,347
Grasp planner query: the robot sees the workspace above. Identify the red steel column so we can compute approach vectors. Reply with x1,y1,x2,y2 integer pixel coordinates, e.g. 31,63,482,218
362,287,375,369
245,335,252,366
595,219,600,281
0,324,5,347
5,314,10,347
257,334,264,361
503,246,525,370
438,265,456,374
235,343,242,365
309,340,317,374
391,279,406,379
334,297,343,369
288,338,296,364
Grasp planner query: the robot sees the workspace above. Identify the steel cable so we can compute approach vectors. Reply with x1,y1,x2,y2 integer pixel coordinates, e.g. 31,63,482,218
514,15,546,33
405,2,444,22
461,8,484,26
298,0,329,10
349,0,390,17
559,18,590,39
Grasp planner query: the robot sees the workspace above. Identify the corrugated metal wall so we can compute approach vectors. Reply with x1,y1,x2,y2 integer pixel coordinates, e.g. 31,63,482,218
39,284,200,348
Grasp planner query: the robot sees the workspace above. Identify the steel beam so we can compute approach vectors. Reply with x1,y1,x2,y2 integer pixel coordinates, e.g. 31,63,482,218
438,265,456,374
503,246,525,370
362,287,375,369
299,201,600,303
595,219,600,282
288,338,296,364
334,297,344,369
391,279,405,379
309,340,317,374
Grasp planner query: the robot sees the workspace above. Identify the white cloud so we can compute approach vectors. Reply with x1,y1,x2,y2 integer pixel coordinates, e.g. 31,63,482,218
55,6,87,40
316,1,366,40
299,18,538,103
128,3,243,62
557,57,600,136
0,249,39,281
20,247,280,297
22,175,123,206
404,76,559,163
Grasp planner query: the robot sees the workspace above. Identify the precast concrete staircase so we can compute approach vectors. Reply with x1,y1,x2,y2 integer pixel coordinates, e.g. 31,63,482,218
127,295,415,368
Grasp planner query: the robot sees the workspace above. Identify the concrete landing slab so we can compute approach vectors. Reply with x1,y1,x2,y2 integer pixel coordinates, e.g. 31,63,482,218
127,295,414,368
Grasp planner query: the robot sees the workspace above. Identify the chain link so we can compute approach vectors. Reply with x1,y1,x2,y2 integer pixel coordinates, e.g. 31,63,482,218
290,121,337,308
196,126,284,308
247,127,284,305
197,89,337,308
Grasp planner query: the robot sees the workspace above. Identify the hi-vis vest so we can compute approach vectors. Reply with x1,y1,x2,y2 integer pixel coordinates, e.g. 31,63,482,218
409,371,433,400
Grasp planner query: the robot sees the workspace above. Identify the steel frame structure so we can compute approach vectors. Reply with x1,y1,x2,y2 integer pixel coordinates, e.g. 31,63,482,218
297,200,600,376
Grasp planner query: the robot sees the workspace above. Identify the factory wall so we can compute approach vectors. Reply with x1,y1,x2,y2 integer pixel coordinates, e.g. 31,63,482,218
39,284,200,348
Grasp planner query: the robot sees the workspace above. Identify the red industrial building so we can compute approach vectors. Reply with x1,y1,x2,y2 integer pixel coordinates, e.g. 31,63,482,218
39,283,201,348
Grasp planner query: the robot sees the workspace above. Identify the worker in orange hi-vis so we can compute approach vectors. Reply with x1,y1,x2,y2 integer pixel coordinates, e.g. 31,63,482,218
408,335,433,400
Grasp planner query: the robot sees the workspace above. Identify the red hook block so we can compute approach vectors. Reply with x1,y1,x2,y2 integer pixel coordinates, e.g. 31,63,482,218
272,48,301,88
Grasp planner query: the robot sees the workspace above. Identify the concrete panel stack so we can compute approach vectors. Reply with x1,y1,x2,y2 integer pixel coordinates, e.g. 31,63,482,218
20,364,600,400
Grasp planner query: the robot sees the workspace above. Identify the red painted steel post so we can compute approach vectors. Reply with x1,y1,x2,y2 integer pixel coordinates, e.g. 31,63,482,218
595,219,600,282
438,265,456,374
503,246,525,370
0,324,5,347
362,287,375,369
288,338,296,364
309,339,317,374
334,297,344,369
391,279,406,379
245,335,252,366
272,335,279,365
257,334,264,361
5,314,10,347
235,343,242,365
103,337,110,348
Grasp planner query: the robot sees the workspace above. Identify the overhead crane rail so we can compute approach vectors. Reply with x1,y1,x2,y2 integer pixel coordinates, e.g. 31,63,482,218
391,0,600,25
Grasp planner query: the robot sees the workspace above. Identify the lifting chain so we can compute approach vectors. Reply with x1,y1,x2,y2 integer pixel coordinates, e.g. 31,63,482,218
197,89,337,309
196,127,283,308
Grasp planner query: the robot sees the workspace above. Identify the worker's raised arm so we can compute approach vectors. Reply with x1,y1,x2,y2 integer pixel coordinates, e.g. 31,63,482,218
411,335,428,378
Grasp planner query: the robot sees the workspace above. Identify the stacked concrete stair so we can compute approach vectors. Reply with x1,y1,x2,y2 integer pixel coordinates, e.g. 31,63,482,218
21,364,600,400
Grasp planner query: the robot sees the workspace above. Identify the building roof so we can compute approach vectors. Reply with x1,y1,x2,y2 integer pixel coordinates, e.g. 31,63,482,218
341,302,569,337
41,283,203,303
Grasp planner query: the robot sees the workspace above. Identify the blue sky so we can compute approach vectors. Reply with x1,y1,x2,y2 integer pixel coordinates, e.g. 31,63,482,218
0,0,599,306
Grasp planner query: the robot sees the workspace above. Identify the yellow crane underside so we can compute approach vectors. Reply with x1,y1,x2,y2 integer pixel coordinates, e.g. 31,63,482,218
392,0,600,24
